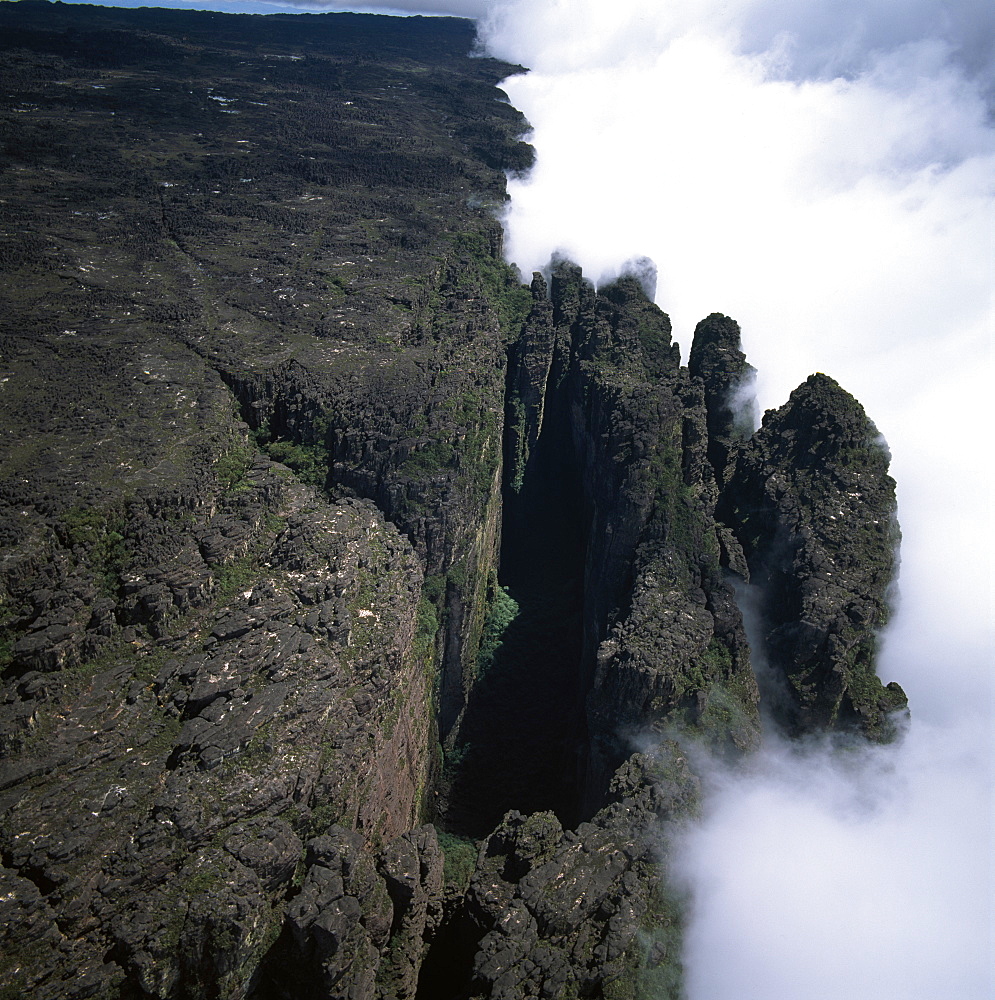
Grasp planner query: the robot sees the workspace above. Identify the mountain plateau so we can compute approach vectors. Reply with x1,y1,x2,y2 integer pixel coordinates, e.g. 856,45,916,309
0,4,906,998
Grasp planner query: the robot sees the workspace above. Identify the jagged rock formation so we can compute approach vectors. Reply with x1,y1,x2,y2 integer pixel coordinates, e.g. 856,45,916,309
687,313,758,489
503,266,761,810
0,4,906,999
719,373,907,739
464,746,698,1000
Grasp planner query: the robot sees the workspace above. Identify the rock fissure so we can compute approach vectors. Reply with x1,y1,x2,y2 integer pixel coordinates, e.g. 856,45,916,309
0,7,907,999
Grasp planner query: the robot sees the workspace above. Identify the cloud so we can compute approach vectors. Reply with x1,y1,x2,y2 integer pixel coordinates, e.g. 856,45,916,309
677,724,995,999
475,1,994,996
736,0,995,86
481,0,995,83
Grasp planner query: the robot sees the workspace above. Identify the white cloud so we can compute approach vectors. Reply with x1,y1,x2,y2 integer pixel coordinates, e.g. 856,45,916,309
477,1,994,995
678,725,995,999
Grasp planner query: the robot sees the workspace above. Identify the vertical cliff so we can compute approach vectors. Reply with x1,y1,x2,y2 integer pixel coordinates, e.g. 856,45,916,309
718,373,907,739
447,275,907,1000
502,264,761,808
0,6,908,1000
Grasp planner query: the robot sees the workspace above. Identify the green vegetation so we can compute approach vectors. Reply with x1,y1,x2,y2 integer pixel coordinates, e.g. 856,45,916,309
422,573,446,604
215,444,253,492
437,830,478,892
447,230,532,338
476,584,519,677
841,637,907,741
253,418,330,491
415,594,440,666
262,439,328,489
58,505,129,594
602,882,687,1000
308,799,339,838
214,554,259,598
403,439,455,476
506,394,528,493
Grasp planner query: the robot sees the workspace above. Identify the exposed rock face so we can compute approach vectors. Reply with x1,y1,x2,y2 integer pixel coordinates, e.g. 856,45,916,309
465,746,699,1000
285,828,394,999
0,7,518,996
0,5,907,999
688,312,758,489
503,265,761,810
720,373,907,738
1,473,437,999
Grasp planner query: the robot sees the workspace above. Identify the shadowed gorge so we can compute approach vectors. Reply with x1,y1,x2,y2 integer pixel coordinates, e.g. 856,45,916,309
0,4,909,998
439,281,590,836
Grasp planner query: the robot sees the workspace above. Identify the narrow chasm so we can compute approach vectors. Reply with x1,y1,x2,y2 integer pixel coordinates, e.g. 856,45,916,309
439,373,589,839
417,373,591,1000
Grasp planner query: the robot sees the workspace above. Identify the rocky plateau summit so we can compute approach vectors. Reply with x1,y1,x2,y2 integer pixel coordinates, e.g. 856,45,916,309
0,4,906,997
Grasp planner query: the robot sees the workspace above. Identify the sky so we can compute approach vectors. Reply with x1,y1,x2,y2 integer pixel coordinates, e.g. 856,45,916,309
48,0,995,994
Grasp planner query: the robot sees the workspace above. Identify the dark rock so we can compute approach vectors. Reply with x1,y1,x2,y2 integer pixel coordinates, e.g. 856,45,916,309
466,744,699,1000
376,825,445,998
688,313,758,488
284,827,393,999
722,373,907,738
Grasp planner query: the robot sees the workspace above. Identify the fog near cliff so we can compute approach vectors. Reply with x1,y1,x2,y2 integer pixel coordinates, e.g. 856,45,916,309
677,722,993,997
472,0,994,995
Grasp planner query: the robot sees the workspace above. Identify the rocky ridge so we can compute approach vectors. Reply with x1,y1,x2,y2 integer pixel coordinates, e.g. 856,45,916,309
0,5,906,999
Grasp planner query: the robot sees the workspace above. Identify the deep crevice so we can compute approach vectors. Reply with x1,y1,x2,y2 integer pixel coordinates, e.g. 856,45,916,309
437,354,589,839
414,897,479,1000
0,849,58,896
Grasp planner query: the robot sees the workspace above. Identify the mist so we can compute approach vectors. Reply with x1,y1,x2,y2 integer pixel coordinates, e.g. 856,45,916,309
470,0,994,995
679,723,993,997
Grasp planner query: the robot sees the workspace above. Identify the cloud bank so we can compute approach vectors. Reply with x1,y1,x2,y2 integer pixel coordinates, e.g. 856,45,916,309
472,1,994,995
679,723,994,998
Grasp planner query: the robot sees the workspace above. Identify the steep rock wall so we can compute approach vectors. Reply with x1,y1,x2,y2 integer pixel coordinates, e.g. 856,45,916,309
719,373,908,738
0,6,910,999
502,263,761,815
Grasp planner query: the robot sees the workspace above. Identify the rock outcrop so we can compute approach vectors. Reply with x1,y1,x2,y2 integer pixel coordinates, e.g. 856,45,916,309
503,265,761,810
0,5,907,999
687,312,758,489
720,373,907,739
465,746,698,999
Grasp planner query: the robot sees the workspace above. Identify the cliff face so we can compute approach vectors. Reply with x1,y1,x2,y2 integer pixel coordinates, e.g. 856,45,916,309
719,373,907,739
0,5,906,999
503,266,761,808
